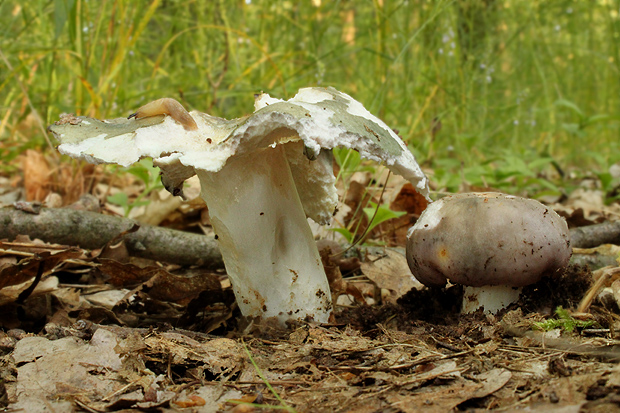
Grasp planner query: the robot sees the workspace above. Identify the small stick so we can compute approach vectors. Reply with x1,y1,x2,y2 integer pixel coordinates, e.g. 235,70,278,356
577,266,620,313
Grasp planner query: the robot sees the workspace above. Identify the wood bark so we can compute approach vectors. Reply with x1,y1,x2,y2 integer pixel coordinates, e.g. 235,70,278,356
0,207,223,268
569,221,620,249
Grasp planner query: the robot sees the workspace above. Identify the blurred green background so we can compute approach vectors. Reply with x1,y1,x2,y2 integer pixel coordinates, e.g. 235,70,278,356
1,0,619,197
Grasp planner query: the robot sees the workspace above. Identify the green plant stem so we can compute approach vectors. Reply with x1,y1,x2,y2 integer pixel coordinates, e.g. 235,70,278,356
238,340,296,413
0,48,57,158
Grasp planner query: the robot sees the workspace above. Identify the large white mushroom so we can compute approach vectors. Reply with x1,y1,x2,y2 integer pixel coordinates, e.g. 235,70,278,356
406,192,571,314
49,87,429,324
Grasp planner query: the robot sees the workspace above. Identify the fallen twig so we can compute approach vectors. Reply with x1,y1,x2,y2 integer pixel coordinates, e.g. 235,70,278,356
570,221,620,248
577,267,620,313
0,206,223,268
501,325,620,361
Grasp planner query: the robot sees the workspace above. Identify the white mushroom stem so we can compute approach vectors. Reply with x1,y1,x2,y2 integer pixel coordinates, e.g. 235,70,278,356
197,143,332,323
461,285,523,314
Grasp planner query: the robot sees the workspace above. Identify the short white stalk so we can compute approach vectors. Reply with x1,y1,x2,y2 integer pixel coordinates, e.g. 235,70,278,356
197,144,332,323
461,285,523,314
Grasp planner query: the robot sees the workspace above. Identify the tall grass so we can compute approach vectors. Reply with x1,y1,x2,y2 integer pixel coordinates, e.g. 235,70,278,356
1,0,619,191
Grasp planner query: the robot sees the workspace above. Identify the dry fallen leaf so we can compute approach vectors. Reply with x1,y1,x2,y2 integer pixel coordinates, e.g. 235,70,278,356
0,248,83,290
554,188,620,226
377,179,429,246
173,394,207,408
361,249,424,302
98,259,221,305
21,149,51,202
11,328,123,412
387,367,511,412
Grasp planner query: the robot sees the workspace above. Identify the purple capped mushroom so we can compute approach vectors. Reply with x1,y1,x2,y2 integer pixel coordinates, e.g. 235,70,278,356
406,192,572,313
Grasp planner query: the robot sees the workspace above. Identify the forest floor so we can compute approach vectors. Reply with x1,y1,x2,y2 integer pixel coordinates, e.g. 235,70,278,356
2,152,620,412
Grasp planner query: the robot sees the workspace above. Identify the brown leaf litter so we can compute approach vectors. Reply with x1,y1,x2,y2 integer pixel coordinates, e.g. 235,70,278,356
3,161,620,411
2,307,620,412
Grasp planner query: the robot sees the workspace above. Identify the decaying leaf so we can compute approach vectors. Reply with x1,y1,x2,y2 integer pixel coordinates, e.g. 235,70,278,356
21,149,51,202
12,329,123,412
361,249,424,302
98,259,221,305
387,368,512,412
318,239,365,305
375,179,429,246
8,326,246,411
554,188,620,226
0,248,83,290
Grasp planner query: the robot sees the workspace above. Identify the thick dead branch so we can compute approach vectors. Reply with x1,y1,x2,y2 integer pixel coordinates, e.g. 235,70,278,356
0,207,223,268
570,221,620,248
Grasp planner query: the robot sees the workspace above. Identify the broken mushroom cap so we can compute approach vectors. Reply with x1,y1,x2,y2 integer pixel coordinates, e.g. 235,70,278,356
406,192,571,313
49,87,430,324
